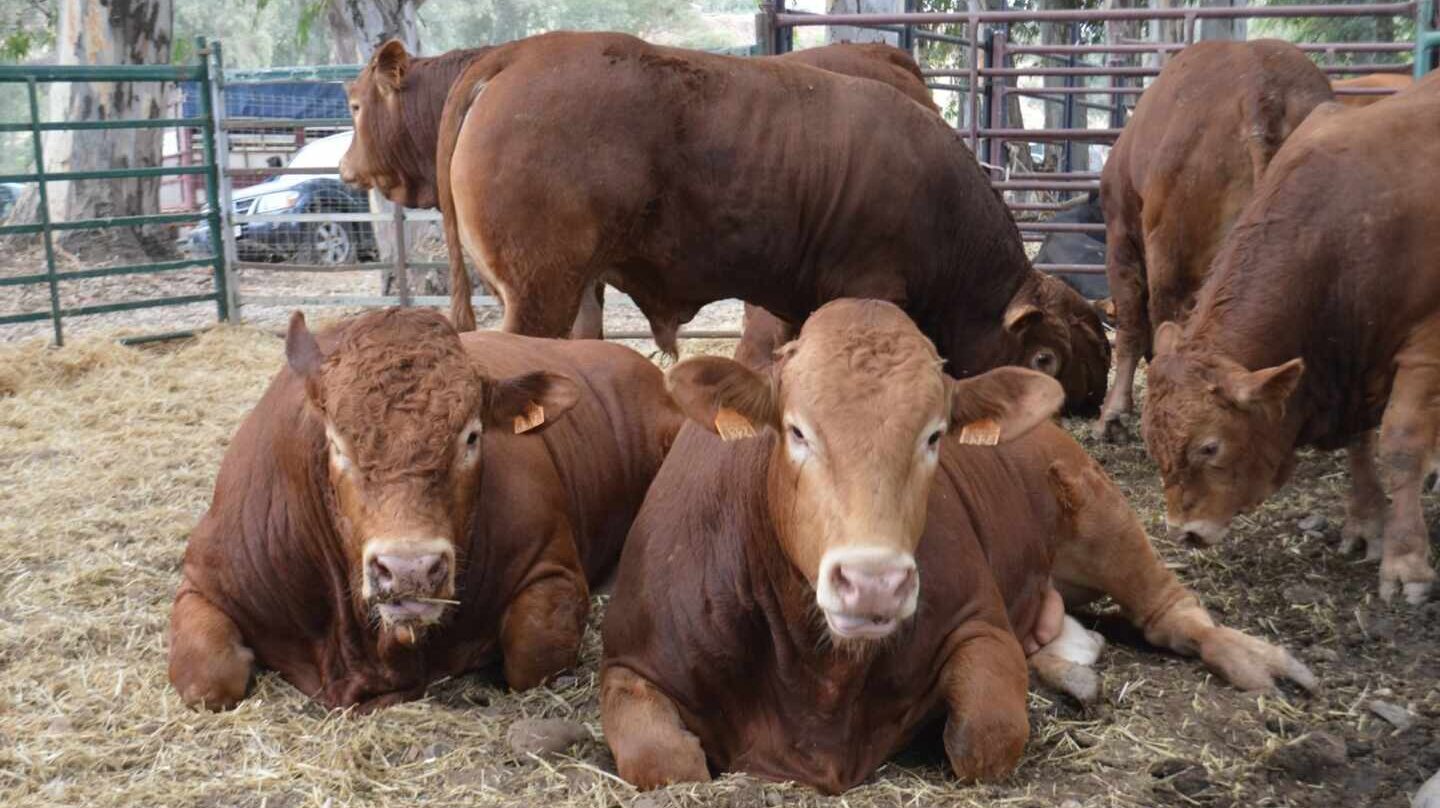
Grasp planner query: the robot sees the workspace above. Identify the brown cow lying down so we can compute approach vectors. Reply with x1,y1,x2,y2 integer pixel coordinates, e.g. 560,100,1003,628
1143,72,1440,604
735,264,1111,414
414,32,1095,383
601,300,1313,794
1331,73,1414,108
168,309,681,711
1096,40,1333,441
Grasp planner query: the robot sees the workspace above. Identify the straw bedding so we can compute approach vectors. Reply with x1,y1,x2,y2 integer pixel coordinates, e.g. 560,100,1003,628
1,325,1435,807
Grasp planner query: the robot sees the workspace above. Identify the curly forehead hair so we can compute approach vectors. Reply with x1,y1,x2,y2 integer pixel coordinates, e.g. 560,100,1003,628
790,301,944,395
317,309,483,485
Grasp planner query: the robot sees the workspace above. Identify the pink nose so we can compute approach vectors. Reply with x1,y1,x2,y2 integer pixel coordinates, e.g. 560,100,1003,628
368,553,449,597
829,559,917,617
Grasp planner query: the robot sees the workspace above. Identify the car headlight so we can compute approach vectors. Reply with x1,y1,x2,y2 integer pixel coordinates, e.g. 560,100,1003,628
253,191,302,214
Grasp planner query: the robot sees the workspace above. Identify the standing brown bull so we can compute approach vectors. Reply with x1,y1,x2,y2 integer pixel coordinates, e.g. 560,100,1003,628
1143,72,1440,604
602,300,1314,794
1096,40,1334,440
167,308,682,711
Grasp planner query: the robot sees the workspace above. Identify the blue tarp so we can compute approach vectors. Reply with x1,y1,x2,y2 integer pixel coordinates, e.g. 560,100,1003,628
179,80,349,121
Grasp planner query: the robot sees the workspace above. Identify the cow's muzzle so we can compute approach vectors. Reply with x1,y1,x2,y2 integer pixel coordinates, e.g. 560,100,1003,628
816,548,918,642
362,538,457,636
1166,517,1229,547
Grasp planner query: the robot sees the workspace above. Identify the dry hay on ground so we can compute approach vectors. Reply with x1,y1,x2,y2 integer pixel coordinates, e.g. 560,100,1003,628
0,325,1436,808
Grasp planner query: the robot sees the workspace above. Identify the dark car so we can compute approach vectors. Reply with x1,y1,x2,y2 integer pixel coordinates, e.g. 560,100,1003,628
182,132,378,265
0,182,25,220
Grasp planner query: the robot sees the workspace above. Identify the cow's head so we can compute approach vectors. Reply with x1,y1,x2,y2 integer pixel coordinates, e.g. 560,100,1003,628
1142,322,1304,546
1004,273,1111,416
340,40,435,208
666,300,1062,647
286,309,578,645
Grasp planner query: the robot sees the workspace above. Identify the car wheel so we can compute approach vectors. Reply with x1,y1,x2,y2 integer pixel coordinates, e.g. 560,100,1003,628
307,221,354,266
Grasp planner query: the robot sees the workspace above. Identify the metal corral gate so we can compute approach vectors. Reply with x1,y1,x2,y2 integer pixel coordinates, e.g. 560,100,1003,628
762,0,1437,279
0,38,228,346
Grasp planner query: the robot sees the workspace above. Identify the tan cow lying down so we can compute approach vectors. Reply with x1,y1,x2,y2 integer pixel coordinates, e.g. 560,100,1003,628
1096,40,1333,440
601,300,1313,794
168,309,681,711
1144,72,1440,604
1331,73,1414,108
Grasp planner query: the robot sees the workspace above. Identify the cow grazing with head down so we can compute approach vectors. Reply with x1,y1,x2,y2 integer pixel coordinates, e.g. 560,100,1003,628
167,308,682,711
601,299,1314,794
1096,40,1334,441
1143,72,1440,605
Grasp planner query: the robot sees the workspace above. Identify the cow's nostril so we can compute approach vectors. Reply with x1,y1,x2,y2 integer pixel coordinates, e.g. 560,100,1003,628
425,556,449,590
830,565,855,598
370,557,394,591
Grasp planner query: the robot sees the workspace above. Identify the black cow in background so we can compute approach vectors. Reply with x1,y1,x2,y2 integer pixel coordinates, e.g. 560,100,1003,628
1034,192,1108,302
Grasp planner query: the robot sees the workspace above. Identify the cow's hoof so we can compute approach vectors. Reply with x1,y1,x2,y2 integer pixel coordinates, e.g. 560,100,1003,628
1198,627,1318,694
1093,415,1130,443
1339,521,1383,561
1379,552,1435,605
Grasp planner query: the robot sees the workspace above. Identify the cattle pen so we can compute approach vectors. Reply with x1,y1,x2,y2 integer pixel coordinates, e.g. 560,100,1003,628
1,5,1439,808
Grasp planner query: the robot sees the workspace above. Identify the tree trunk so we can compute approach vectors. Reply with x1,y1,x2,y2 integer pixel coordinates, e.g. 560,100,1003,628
1198,0,1247,42
826,0,902,47
6,0,175,259
1039,0,1081,171
325,0,425,64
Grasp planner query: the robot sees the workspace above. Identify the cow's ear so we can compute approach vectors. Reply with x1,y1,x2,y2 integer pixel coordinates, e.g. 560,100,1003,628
1220,358,1304,411
1094,298,1116,322
487,371,581,435
666,356,778,441
285,311,324,377
947,367,1063,446
1003,301,1044,338
371,39,411,95
1153,321,1183,356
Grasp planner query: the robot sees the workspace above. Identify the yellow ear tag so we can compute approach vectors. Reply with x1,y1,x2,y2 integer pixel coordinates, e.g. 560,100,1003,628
714,407,757,442
513,402,546,434
957,418,1001,446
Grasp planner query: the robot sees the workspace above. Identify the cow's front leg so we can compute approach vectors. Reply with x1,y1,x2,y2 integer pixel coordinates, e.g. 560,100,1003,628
1047,458,1316,693
1341,430,1385,559
168,582,255,711
600,665,710,790
939,622,1030,783
1377,352,1440,604
499,525,590,691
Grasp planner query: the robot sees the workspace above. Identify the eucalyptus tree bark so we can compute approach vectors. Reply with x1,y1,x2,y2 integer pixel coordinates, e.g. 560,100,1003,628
6,0,174,257
325,0,425,64
1039,0,1083,171
1198,0,1247,42
826,0,902,47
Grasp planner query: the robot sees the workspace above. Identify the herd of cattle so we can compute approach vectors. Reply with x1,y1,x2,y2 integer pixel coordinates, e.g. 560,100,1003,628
164,31,1439,795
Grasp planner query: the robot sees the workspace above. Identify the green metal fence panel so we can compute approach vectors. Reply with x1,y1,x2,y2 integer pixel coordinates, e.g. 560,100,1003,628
0,41,227,346
1419,0,1439,77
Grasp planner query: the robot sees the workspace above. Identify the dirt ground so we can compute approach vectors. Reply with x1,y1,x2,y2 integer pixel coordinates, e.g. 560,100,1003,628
0,313,1436,808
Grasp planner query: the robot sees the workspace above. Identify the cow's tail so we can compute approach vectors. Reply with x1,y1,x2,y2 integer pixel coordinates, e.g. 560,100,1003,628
436,54,508,332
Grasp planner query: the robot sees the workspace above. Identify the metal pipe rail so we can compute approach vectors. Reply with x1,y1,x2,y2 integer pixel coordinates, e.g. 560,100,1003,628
774,2,1416,27
0,38,227,345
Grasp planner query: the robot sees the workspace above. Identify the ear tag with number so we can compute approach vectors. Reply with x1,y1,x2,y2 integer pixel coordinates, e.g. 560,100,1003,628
957,418,1001,446
513,402,546,434
714,407,757,442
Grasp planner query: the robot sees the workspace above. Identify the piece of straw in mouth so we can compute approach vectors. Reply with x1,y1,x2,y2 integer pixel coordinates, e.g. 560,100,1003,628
413,596,461,605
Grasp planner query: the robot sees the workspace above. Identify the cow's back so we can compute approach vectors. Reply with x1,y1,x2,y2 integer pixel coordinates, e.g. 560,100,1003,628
1190,70,1440,442
777,44,937,111
1103,40,1332,320
449,31,1029,377
460,331,682,580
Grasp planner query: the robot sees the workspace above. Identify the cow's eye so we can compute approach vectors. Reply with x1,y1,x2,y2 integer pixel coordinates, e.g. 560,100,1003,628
349,102,359,113
1195,439,1221,460
788,424,806,444
466,430,479,447
927,429,943,449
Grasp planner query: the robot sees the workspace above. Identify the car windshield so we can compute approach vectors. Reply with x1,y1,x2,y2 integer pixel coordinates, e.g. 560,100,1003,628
287,132,352,170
